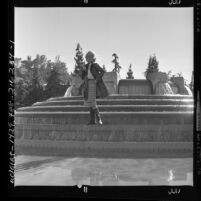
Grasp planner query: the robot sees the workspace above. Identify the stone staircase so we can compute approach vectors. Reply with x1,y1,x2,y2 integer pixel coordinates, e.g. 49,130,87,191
15,95,194,158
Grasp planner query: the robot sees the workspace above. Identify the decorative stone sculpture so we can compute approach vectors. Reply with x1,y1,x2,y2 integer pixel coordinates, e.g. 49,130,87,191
146,72,173,95
183,85,193,96
118,79,152,95
64,85,73,97
169,76,192,95
155,83,174,95
64,74,83,97
102,71,120,95
168,81,179,94
170,77,185,94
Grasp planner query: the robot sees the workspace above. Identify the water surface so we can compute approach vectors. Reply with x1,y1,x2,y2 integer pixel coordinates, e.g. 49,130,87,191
15,155,193,186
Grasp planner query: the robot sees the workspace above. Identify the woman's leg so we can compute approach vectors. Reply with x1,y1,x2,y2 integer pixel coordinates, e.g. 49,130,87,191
87,107,96,125
94,107,102,125
86,79,97,125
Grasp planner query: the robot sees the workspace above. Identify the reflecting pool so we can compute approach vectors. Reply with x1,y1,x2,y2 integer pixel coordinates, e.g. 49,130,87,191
15,155,193,186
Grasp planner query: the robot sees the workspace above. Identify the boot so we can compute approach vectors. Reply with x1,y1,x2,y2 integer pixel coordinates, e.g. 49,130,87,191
94,107,103,125
87,107,96,125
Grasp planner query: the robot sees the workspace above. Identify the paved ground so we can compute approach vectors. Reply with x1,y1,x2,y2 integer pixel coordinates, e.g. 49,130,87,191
15,156,193,186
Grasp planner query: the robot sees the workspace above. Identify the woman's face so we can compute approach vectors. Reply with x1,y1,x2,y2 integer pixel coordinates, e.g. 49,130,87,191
86,55,94,63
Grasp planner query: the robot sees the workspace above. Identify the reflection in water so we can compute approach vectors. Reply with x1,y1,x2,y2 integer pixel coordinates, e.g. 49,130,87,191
167,169,175,182
15,156,193,186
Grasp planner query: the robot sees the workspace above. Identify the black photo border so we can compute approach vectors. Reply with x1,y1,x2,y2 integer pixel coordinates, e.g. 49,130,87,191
7,0,201,200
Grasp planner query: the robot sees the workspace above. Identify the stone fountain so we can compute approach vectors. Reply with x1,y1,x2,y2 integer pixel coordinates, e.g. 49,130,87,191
15,72,193,158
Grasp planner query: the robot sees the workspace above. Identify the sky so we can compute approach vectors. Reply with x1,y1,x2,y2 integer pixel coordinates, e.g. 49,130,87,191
15,7,193,83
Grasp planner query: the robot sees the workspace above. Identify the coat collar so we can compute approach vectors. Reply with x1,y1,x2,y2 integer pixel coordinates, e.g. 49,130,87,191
86,62,96,69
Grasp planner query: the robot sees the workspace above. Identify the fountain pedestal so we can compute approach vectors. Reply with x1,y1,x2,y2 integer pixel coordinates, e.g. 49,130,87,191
15,95,193,157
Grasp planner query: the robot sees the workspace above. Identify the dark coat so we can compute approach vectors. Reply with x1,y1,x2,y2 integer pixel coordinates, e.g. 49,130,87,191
81,63,109,100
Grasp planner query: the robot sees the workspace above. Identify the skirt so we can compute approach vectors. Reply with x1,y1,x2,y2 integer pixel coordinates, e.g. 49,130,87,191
84,79,97,108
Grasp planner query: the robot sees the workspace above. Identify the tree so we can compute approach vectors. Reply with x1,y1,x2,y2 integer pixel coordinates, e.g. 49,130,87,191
32,54,49,87
14,57,22,68
74,43,85,76
144,54,159,79
14,54,70,107
45,69,62,98
45,56,70,99
53,56,70,85
23,59,46,106
112,53,122,73
20,56,35,86
19,55,49,88
14,56,34,108
14,74,30,109
126,64,134,79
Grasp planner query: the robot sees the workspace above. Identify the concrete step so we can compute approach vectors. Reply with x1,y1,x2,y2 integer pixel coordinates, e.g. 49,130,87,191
48,95,193,101
15,139,193,158
32,99,193,107
15,111,193,125
17,105,194,112
15,124,193,142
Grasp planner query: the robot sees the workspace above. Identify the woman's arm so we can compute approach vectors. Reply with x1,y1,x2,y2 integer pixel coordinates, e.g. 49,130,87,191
95,63,105,79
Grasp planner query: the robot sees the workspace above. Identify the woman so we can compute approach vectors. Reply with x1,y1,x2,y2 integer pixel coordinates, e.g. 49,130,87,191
81,51,109,125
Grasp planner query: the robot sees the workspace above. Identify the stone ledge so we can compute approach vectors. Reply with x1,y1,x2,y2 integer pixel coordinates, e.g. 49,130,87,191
15,140,193,158
14,112,193,125
17,105,194,112
47,94,193,101
15,123,192,130
15,124,193,141
32,99,194,107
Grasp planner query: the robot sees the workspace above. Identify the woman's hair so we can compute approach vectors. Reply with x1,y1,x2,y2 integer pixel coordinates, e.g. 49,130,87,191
85,51,96,62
